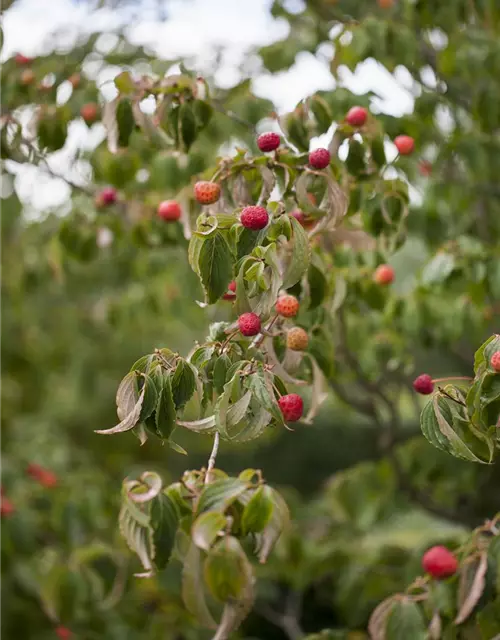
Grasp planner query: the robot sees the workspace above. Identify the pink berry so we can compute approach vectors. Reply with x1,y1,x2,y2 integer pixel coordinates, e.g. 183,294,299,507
55,627,72,640
491,351,500,372
240,206,269,230
373,264,395,285
238,312,261,337
422,546,458,579
278,394,304,422
99,187,117,206
309,148,331,169
346,106,368,127
222,280,236,301
194,181,220,205
394,135,415,155
257,132,280,152
0,497,15,518
275,295,299,318
157,200,181,222
413,374,434,395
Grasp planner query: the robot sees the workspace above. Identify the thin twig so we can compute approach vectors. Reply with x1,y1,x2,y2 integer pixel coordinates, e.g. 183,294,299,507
205,431,220,485
255,589,304,640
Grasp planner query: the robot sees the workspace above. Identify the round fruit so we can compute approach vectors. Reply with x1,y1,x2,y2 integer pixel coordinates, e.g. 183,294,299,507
55,627,73,640
0,497,15,517
373,264,395,285
80,103,99,125
240,205,269,230
223,281,236,301
309,148,331,169
15,53,33,65
491,351,500,372
413,374,434,395
346,106,368,127
276,294,300,318
238,312,261,337
286,327,308,351
194,181,220,205
158,200,181,222
422,546,458,579
394,135,415,155
278,394,304,422
257,132,281,152
99,187,117,206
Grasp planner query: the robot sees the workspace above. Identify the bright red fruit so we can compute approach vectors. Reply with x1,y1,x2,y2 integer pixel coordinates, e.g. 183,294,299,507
422,546,458,579
257,132,280,152
309,148,331,170
158,200,181,222
80,102,99,125
413,374,434,395
276,295,300,318
278,394,304,422
15,53,33,65
99,187,117,206
373,264,395,285
346,106,368,127
394,135,415,155
238,312,261,337
55,627,72,640
240,206,269,230
194,181,220,205
1,497,15,517
491,351,500,372
222,281,236,301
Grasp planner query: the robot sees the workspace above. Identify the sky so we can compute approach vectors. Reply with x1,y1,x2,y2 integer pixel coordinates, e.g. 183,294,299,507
2,0,415,213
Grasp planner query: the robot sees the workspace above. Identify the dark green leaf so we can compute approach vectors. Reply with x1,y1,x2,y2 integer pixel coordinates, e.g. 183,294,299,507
116,97,135,148
151,492,180,569
172,359,196,410
386,599,426,640
241,485,274,534
155,374,176,439
203,536,250,602
198,231,234,304
283,216,311,289
179,102,197,151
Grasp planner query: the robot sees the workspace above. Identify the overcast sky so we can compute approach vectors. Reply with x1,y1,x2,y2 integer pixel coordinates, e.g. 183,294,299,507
3,0,414,212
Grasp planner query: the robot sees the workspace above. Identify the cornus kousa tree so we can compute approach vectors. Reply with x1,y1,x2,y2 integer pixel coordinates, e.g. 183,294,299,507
2,1,500,639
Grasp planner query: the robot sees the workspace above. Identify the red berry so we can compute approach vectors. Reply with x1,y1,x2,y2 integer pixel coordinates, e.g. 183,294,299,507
309,148,331,169
27,464,58,487
257,132,281,152
418,160,432,176
289,210,315,229
373,264,395,285
194,181,220,205
240,206,269,230
238,312,261,337
15,53,33,66
222,280,236,301
490,351,500,372
1,497,15,518
422,546,458,579
413,374,434,395
278,394,304,422
157,200,181,222
394,135,415,155
98,187,117,206
276,294,300,318
346,106,368,127
55,627,72,640
80,102,99,125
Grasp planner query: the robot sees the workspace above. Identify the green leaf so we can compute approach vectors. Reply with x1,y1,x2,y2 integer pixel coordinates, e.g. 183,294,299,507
386,599,426,640
345,139,366,176
203,536,250,602
193,99,213,129
241,485,274,534
96,379,145,435
151,492,181,569
196,478,249,514
246,365,284,425
192,511,227,551
179,102,197,151
283,216,311,289
139,374,158,422
371,137,387,167
308,262,327,309
155,375,176,440
114,71,135,94
256,487,290,563
116,97,135,148
182,543,217,629
198,231,234,304
237,226,264,260
172,359,196,410
213,354,231,395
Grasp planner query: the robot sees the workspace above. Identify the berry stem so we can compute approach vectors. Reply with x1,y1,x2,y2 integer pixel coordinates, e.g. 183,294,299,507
254,313,279,348
431,376,473,383
205,431,220,485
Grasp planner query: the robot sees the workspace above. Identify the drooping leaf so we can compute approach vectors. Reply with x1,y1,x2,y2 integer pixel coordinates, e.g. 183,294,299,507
95,382,145,435
150,492,181,569
455,552,488,624
246,365,284,425
172,359,197,410
282,215,311,289
386,598,427,640
203,536,251,602
192,511,227,551
256,487,290,563
241,485,274,535
196,478,249,515
155,375,176,440
182,543,217,629
198,231,234,304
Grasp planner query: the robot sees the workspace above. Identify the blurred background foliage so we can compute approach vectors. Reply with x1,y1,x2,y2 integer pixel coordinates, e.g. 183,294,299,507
2,0,500,638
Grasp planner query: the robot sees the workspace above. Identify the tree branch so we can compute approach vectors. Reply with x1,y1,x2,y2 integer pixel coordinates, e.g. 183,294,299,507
255,589,304,640
205,431,220,484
